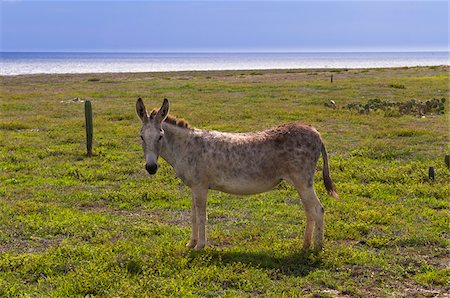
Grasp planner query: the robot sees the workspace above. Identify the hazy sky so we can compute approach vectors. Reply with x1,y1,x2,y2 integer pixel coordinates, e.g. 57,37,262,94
1,1,448,52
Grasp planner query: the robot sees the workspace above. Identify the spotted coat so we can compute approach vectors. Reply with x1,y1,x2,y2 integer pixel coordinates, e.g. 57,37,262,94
136,98,337,251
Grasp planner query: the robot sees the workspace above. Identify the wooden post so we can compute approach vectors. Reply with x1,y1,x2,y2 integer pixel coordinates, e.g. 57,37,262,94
85,100,93,157
428,166,435,181
445,154,450,170
331,75,333,83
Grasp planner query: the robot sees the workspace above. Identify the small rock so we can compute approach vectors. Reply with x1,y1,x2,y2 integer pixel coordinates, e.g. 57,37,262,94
324,100,336,109
61,97,85,103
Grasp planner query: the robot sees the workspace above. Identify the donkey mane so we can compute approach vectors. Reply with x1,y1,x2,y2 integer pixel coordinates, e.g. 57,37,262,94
150,108,191,128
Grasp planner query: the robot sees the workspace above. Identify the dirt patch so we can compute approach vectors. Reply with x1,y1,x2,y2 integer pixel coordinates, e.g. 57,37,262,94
79,206,191,228
0,237,63,254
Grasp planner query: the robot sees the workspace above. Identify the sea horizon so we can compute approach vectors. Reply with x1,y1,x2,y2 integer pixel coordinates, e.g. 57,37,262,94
1,51,448,76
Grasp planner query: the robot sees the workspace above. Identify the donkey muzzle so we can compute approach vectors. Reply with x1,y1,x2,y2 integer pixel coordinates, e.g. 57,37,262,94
145,163,158,175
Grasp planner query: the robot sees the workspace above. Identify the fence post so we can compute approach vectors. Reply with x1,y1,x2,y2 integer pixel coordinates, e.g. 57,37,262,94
428,166,435,181
85,100,93,157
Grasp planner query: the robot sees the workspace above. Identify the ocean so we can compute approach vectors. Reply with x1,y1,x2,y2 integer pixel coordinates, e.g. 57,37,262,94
0,52,448,76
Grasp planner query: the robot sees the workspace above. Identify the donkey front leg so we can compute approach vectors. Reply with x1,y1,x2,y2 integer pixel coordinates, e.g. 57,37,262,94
191,186,208,250
186,197,198,248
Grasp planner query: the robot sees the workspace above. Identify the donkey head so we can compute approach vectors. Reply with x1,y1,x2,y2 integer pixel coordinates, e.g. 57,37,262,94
136,98,170,175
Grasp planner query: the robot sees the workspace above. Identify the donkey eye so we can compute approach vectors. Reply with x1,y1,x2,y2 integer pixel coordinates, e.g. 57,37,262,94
158,135,163,141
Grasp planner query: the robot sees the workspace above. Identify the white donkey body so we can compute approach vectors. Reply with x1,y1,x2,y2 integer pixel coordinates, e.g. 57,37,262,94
136,98,337,251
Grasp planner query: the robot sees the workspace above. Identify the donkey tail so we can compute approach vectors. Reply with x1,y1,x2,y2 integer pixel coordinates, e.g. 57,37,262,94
321,143,338,198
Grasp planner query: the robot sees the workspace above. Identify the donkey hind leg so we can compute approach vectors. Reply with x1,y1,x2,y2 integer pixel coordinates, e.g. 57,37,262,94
292,178,325,251
191,186,208,251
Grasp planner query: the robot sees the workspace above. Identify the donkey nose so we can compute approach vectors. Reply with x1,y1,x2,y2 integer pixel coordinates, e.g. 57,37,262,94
145,163,158,175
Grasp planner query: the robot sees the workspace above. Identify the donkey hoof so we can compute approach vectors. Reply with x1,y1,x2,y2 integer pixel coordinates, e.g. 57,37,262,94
302,243,312,252
193,243,205,251
313,245,323,252
186,240,197,248
310,243,323,253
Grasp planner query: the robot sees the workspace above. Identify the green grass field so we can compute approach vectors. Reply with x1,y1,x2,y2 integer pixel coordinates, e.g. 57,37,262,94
1,66,449,297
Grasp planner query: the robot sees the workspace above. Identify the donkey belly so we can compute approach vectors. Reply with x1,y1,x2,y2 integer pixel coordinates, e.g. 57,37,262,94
205,149,284,195
209,177,282,195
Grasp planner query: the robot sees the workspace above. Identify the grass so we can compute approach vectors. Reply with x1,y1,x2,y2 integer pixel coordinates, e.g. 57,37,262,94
1,66,449,297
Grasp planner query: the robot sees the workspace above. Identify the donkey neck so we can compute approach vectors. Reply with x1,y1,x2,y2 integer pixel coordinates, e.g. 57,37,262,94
160,121,192,168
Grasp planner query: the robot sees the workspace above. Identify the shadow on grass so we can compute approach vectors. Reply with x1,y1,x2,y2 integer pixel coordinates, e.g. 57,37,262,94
197,248,323,277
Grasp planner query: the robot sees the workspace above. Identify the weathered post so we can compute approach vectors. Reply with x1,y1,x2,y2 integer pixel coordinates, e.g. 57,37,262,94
85,100,93,157
331,74,333,83
428,166,435,181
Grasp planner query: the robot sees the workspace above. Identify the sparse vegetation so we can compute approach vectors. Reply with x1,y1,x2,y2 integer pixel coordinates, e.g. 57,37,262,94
388,83,406,89
1,66,449,296
344,98,446,116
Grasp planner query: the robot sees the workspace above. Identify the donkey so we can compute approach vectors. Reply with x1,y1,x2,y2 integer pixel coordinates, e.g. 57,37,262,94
136,98,338,251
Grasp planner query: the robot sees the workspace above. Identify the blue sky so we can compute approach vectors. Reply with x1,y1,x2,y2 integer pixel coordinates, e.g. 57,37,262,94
1,1,448,52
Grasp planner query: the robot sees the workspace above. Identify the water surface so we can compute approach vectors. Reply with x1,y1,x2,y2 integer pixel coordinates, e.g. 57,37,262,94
1,51,448,75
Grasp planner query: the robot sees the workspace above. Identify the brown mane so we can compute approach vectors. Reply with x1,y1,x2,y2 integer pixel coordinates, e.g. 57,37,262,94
150,108,191,128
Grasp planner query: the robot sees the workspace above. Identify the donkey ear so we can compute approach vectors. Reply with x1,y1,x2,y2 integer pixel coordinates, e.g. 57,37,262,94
136,98,148,122
157,98,170,122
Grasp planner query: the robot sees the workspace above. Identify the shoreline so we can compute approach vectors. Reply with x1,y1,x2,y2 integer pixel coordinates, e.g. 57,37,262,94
1,65,448,78
2,51,448,76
